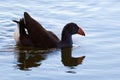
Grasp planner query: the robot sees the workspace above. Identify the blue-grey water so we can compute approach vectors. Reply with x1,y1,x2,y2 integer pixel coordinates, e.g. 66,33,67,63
0,0,120,80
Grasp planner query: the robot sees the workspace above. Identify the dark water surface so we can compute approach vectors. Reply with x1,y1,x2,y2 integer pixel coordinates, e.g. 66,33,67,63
0,0,120,80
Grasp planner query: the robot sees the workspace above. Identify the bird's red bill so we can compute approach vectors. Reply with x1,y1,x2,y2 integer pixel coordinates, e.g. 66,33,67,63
77,27,85,36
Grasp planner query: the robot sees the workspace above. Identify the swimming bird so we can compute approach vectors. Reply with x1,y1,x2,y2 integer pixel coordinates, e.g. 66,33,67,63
13,12,85,49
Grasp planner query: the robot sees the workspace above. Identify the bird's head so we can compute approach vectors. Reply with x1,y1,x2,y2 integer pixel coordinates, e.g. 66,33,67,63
62,22,85,36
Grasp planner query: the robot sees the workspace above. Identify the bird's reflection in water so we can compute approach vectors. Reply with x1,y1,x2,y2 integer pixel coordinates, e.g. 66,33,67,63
61,47,85,67
14,46,85,70
14,47,48,70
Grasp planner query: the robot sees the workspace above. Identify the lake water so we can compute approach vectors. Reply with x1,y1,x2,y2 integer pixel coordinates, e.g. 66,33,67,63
0,0,120,80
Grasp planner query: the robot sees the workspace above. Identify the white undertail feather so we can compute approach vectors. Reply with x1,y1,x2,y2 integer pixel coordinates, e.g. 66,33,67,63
14,24,20,43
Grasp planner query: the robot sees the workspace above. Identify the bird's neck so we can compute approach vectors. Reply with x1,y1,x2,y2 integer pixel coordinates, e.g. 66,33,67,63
60,33,73,48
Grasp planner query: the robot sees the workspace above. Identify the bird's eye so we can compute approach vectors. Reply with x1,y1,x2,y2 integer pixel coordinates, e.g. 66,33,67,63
72,26,77,34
